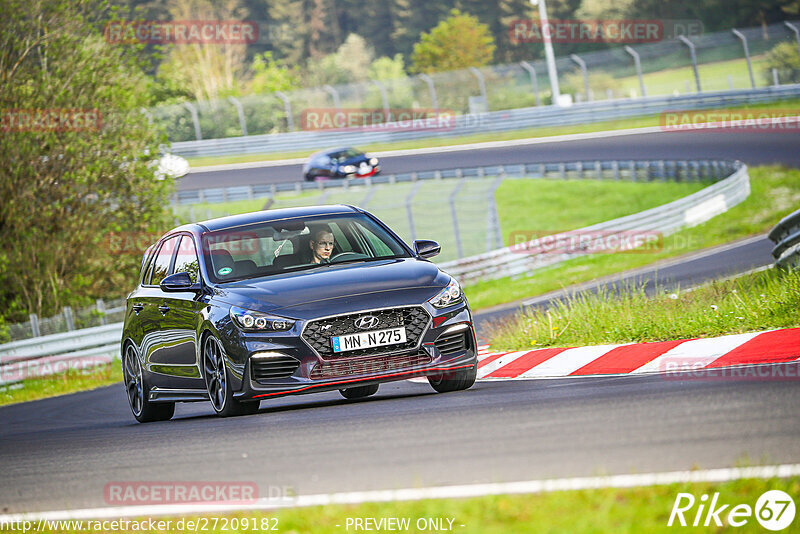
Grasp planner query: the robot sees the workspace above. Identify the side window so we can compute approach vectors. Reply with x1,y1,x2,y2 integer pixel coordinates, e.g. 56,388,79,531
358,225,394,256
174,235,200,283
139,245,154,285
329,223,352,253
148,236,179,286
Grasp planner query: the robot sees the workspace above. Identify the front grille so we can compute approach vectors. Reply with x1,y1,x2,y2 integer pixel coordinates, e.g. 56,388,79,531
310,350,432,380
251,355,301,382
302,306,430,360
434,331,468,356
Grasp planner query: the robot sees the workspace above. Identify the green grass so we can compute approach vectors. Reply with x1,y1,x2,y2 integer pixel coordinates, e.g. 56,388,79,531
0,360,122,407
488,266,800,351
35,476,800,533
465,166,800,311
185,98,800,167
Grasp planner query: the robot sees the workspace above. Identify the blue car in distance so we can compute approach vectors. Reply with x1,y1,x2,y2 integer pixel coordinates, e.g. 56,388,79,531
121,205,477,422
303,147,380,181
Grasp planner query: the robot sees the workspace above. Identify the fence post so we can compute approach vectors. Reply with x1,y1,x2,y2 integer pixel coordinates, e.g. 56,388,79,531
227,96,248,136
183,102,203,141
30,314,40,338
731,29,755,89
772,68,780,86
468,67,488,111
569,54,590,101
274,91,294,131
785,21,800,61
63,306,75,332
678,36,702,93
405,182,423,242
417,74,438,115
449,179,466,258
323,84,342,112
623,46,646,97
96,299,107,326
372,80,391,122
486,176,505,251
519,61,541,106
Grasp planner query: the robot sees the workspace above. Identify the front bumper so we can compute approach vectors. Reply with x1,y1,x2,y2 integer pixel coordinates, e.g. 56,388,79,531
231,303,475,400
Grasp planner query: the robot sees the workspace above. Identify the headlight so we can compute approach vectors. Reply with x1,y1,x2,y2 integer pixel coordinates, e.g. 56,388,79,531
341,165,357,174
230,306,295,332
428,278,463,308
369,157,378,166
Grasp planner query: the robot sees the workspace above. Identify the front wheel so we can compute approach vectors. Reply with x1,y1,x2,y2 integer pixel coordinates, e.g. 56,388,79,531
203,335,260,417
339,384,379,399
123,344,174,423
427,364,477,393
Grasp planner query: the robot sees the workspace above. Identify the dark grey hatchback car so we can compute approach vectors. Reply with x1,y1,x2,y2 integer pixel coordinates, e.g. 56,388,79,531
122,205,478,422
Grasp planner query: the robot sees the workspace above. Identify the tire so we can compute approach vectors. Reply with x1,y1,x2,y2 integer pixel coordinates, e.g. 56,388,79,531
339,384,379,399
202,334,260,417
427,363,477,393
122,344,175,423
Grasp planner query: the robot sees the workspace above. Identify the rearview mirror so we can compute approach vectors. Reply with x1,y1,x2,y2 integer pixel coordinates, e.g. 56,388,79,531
414,240,441,259
160,272,197,292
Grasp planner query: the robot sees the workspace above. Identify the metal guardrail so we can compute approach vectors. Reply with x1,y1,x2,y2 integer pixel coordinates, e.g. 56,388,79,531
768,208,800,268
169,85,800,159
438,161,750,284
0,323,122,386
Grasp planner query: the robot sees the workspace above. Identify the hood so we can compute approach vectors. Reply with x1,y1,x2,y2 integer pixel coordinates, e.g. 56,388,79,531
211,258,448,315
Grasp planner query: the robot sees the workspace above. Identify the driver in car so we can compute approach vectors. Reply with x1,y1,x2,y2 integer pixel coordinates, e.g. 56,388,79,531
309,228,335,264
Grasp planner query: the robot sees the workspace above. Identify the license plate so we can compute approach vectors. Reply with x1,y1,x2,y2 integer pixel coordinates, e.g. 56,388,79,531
332,327,406,353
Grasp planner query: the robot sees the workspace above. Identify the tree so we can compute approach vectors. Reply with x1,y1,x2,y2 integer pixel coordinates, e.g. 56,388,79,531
0,0,173,321
410,9,496,74
304,33,374,86
249,52,301,94
763,41,800,84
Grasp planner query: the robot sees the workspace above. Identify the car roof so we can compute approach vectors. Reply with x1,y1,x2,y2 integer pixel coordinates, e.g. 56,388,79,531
193,204,361,232
309,147,358,158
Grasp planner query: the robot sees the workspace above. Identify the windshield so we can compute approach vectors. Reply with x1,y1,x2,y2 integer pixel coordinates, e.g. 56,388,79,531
202,213,410,283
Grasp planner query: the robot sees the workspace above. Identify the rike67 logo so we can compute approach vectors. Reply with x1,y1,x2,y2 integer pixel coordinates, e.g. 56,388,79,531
669,490,795,530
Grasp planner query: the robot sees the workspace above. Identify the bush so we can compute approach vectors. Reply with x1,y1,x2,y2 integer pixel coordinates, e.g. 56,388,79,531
762,42,800,85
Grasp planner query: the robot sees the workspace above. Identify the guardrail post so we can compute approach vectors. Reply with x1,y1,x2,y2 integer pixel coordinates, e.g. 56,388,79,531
772,68,780,86
595,161,602,179
405,182,423,242
274,91,295,131
247,185,254,200
785,22,800,61
450,178,466,258
576,161,583,179
678,36,702,93
629,160,637,181
183,102,203,141
612,160,620,180
486,176,504,251
227,96,248,136
371,80,391,123
323,85,342,112
519,61,541,106
732,29,755,89
658,160,666,181
63,306,75,332
623,46,646,97
559,162,566,179
569,54,590,101
96,299,107,326
712,160,721,180
417,74,438,115
29,313,40,338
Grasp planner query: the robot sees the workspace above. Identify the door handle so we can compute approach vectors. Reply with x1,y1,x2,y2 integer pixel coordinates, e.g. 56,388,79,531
132,304,144,314
158,304,170,315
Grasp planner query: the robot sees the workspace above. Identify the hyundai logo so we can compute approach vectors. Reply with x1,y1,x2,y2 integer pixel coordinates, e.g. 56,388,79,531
355,315,379,330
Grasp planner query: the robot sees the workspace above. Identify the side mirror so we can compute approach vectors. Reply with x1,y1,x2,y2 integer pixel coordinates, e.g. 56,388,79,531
160,272,196,292
414,240,441,259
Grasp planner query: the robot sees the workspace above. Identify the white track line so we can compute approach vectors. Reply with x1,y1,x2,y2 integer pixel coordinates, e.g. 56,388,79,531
4,464,799,522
